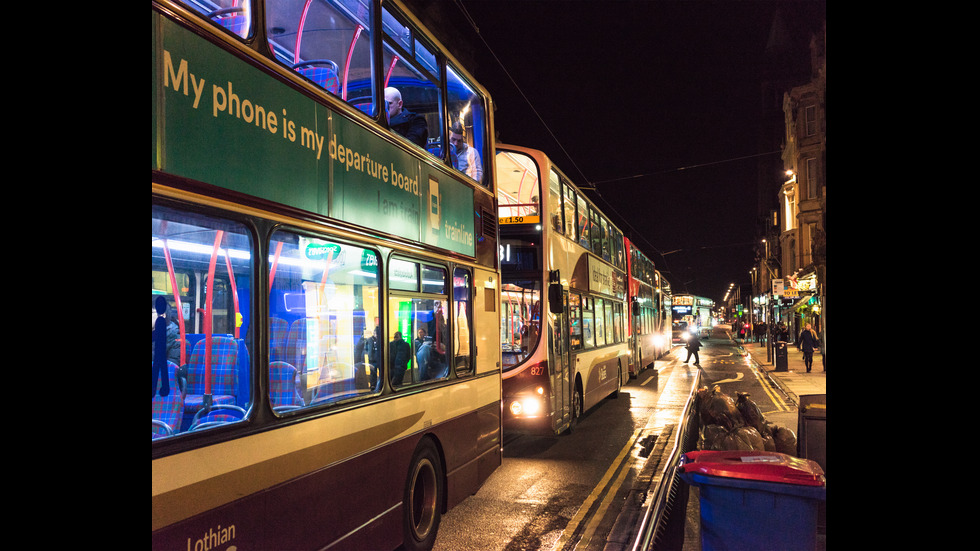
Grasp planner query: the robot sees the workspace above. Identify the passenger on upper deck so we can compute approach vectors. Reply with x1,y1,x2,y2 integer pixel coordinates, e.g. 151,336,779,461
450,122,482,181
385,87,428,148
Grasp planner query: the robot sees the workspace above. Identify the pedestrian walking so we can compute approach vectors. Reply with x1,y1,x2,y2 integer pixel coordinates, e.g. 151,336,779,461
685,332,702,366
797,323,820,373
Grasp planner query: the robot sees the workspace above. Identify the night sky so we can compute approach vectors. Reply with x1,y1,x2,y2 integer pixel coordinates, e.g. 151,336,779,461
403,0,826,304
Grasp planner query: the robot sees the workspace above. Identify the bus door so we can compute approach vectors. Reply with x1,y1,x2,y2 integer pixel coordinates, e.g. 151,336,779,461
629,298,641,376
550,287,572,433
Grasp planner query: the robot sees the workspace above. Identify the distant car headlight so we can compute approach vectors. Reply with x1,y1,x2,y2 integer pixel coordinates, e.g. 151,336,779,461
681,331,690,341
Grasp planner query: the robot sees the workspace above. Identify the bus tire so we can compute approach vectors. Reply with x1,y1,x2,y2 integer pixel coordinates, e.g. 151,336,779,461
610,363,623,399
403,438,443,551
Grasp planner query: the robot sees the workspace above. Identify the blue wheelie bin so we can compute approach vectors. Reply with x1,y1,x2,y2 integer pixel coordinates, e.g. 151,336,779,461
678,450,826,551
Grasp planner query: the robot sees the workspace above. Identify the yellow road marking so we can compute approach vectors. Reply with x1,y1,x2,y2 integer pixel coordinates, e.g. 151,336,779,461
552,428,642,550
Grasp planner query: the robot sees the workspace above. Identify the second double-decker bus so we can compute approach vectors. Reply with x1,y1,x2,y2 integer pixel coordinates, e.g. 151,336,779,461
496,144,629,435
152,1,500,550
624,237,671,377
672,294,715,341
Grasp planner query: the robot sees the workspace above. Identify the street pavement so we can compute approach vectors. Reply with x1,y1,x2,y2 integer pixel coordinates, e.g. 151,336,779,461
605,331,828,551
737,336,827,410
676,334,827,551
734,335,827,476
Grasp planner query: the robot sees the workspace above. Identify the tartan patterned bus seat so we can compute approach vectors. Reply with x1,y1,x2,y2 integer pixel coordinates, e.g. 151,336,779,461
184,335,239,416
352,101,372,115
286,319,309,392
270,317,289,363
286,319,308,373
152,361,184,439
188,404,247,431
209,8,248,38
269,361,305,408
233,337,251,409
295,66,340,95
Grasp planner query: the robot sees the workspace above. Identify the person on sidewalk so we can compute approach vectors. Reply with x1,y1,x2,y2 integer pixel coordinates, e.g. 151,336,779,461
685,332,702,366
797,323,820,372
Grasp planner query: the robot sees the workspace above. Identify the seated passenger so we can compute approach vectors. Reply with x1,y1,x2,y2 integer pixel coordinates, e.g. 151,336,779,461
385,87,428,148
450,122,483,181
416,337,447,380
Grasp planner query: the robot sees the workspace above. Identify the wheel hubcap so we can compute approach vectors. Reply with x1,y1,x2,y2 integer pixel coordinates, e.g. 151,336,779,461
410,458,437,539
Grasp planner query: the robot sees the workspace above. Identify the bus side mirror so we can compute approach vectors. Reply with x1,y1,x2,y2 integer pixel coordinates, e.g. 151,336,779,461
548,283,563,314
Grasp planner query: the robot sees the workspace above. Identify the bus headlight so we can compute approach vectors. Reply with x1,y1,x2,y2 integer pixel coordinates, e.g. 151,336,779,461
509,397,542,416
523,398,541,415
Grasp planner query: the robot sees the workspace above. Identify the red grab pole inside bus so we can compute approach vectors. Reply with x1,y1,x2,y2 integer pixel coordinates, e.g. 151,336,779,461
204,231,224,398
159,222,187,367
385,56,399,88
224,251,240,339
294,0,315,65
270,241,283,293
343,25,363,100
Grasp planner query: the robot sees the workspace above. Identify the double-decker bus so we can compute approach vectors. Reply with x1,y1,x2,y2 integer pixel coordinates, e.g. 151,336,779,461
495,144,629,435
152,1,500,549
624,237,670,377
671,294,715,341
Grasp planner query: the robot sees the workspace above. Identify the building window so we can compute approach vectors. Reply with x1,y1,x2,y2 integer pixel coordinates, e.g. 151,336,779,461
783,187,796,232
805,157,818,199
804,105,817,137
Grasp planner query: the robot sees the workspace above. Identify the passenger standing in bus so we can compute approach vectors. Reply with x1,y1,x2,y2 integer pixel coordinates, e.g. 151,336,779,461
385,87,428,148
151,298,182,367
389,331,412,386
355,327,381,390
152,296,172,398
450,122,482,181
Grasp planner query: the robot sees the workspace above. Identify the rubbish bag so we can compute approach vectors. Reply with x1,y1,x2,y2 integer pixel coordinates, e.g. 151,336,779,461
720,426,766,451
771,425,798,455
696,386,744,429
699,424,729,451
699,425,769,451
735,392,772,438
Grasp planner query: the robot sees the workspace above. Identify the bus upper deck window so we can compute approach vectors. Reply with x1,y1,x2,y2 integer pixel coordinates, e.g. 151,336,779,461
447,65,487,187
494,150,539,222
548,170,562,232
265,0,376,115
382,7,442,153
180,0,253,39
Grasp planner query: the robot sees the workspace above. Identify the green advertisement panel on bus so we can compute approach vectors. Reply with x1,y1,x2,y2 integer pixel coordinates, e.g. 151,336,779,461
151,12,475,258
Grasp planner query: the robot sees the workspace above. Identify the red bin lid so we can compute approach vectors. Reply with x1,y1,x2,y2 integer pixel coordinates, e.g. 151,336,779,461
679,450,825,486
